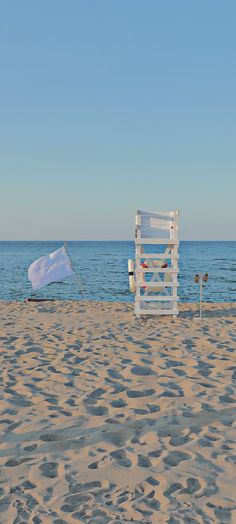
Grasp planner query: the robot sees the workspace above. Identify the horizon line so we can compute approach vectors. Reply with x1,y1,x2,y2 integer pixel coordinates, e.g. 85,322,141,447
1,239,236,243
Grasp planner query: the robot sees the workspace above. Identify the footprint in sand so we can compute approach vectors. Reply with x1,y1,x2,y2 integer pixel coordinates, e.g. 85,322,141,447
169,433,192,446
147,403,160,413
5,459,21,467
146,476,160,486
107,369,124,380
40,462,58,479
163,451,191,467
164,482,183,499
86,405,108,416
148,450,162,459
5,458,32,467
179,477,201,494
40,432,62,442
127,389,155,398
43,486,54,502
138,454,152,468
110,449,132,468
131,366,156,376
84,388,106,404
214,505,233,523
87,451,111,470
60,493,92,513
110,399,127,408
22,480,36,491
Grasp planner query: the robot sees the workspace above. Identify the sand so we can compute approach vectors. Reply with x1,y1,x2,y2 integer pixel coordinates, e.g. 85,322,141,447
0,300,236,523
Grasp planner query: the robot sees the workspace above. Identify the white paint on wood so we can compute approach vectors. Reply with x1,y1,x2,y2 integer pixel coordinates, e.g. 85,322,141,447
134,209,179,318
135,253,179,259
135,308,179,316
139,295,179,301
135,238,179,245
136,268,179,274
136,281,179,287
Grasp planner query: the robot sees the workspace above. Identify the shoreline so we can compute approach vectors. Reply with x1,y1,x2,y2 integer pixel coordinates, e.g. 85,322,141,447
1,299,236,318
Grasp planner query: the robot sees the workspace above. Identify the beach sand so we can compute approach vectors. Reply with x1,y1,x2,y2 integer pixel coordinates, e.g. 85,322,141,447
0,301,236,523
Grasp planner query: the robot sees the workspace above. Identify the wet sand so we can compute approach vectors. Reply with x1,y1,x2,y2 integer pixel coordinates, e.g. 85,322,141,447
0,301,236,523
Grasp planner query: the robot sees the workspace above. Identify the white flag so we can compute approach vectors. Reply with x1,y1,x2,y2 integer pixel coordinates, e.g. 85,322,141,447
28,245,74,290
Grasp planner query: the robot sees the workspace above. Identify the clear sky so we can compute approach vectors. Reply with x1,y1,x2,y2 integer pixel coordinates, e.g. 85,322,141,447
1,0,235,240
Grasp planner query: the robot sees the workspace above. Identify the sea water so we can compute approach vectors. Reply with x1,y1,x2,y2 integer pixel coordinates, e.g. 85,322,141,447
0,241,236,302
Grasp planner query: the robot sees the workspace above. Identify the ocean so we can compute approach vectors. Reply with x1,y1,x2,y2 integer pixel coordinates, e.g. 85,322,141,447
0,241,236,302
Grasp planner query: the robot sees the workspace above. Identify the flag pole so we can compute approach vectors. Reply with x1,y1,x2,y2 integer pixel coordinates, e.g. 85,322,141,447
64,242,85,298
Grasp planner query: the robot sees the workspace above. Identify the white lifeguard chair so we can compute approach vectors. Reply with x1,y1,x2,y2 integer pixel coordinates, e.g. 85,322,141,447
134,209,179,317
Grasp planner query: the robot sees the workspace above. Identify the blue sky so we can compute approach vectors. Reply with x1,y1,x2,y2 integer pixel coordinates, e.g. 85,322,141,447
1,0,235,240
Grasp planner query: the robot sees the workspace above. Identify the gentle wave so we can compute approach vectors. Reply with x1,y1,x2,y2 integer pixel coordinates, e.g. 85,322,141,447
0,241,236,302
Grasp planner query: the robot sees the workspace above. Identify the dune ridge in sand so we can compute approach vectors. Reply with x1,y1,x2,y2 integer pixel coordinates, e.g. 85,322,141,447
0,300,236,523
